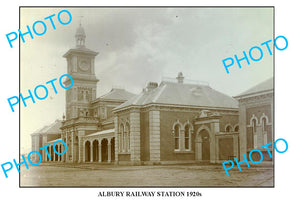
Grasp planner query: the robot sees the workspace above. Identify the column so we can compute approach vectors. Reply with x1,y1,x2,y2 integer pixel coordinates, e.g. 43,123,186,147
215,136,219,162
61,145,65,162
42,135,47,162
149,110,160,162
78,131,85,163
210,122,217,163
130,111,141,162
90,141,93,162
65,131,69,163
71,131,74,163
56,144,61,162
53,146,56,162
59,145,62,162
50,146,52,162
98,141,102,162
114,117,119,162
62,132,66,162
233,134,239,159
108,140,111,163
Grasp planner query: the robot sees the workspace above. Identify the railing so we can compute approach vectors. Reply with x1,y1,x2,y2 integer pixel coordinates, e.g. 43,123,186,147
62,116,99,126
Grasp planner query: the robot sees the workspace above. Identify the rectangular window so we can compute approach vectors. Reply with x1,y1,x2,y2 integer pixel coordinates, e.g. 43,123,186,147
174,125,180,150
184,125,190,150
175,138,179,150
185,137,189,150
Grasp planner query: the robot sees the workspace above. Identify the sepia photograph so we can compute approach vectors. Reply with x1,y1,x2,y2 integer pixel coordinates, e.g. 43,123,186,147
20,7,274,187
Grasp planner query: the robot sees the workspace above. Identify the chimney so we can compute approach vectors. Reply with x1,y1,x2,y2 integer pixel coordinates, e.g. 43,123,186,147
176,72,184,83
146,82,158,91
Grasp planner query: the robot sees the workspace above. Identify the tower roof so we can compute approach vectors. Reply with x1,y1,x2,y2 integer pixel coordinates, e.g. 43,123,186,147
63,23,98,57
75,24,86,38
75,23,86,48
92,88,136,104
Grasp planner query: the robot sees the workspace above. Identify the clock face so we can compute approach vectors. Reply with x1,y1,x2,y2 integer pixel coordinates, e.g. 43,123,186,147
78,59,90,71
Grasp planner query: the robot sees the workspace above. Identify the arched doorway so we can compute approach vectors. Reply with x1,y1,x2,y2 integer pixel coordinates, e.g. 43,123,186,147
85,141,91,162
93,140,99,162
47,146,51,161
111,138,115,161
51,145,54,161
59,145,61,161
101,139,108,162
199,129,210,161
55,145,59,161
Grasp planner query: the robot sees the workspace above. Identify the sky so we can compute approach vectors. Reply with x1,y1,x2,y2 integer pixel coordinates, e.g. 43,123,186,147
20,7,273,153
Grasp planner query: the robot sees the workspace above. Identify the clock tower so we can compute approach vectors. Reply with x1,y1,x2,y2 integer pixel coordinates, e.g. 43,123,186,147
62,24,99,119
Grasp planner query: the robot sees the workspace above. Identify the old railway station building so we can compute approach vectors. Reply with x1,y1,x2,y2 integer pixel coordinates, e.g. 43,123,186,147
31,25,274,165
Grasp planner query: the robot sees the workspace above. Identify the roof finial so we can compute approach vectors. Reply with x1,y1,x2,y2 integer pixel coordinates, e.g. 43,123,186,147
79,15,83,26
176,72,184,83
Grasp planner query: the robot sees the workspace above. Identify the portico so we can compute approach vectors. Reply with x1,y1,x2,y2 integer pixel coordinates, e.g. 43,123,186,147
81,129,115,163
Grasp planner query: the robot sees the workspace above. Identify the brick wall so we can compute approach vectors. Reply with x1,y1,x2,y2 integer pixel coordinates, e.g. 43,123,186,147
160,110,198,161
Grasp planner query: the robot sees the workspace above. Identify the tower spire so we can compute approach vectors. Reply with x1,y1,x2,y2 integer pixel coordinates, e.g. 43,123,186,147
75,18,86,48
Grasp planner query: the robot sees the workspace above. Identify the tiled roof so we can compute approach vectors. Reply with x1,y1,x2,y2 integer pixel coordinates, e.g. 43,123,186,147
32,120,62,135
235,77,273,98
115,81,238,110
99,88,136,101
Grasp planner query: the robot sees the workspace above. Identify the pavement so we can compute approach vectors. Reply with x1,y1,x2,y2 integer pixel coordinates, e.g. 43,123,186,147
20,163,274,187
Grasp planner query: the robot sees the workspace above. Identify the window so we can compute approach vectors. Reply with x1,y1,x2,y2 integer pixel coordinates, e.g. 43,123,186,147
174,124,180,150
225,125,232,132
252,119,256,133
262,117,267,132
261,116,268,145
234,125,239,132
100,107,107,119
184,125,191,150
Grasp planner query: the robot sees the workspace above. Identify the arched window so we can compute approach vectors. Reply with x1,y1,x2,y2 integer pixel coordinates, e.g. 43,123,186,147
184,124,192,150
262,117,267,132
261,116,268,145
225,125,232,132
252,119,256,133
174,124,180,151
234,125,239,132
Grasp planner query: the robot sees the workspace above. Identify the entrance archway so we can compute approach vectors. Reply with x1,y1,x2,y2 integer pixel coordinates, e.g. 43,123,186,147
85,141,91,162
101,139,108,162
93,140,99,162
